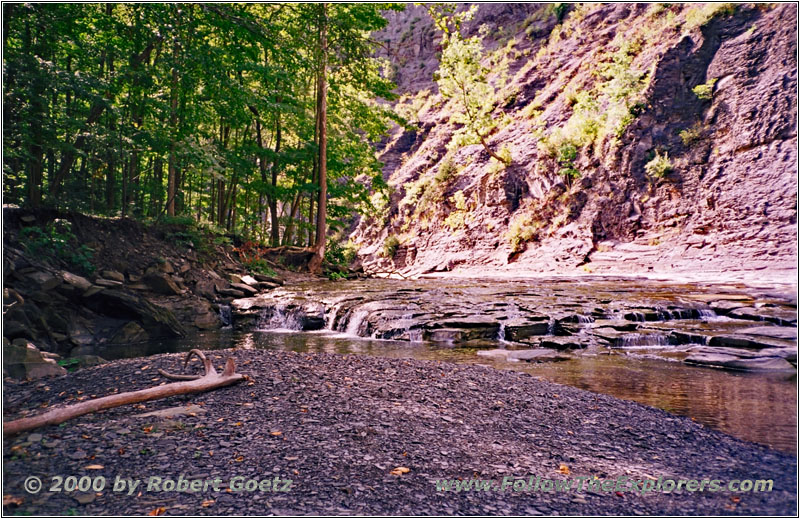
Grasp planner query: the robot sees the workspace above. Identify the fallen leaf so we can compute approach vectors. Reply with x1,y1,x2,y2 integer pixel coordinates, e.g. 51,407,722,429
731,496,741,503
234,456,244,462
201,500,215,508
233,422,243,427
558,464,570,475
84,464,104,470
390,467,410,476
3,495,23,507
140,366,150,371
270,431,282,436
143,426,153,433
147,507,165,516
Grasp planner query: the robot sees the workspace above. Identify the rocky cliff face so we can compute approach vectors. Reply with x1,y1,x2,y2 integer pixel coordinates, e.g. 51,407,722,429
353,3,797,283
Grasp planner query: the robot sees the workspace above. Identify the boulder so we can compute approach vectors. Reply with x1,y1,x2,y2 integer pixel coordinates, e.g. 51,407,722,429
257,281,281,290
240,275,259,286
253,274,284,285
60,271,92,291
26,271,62,291
219,288,246,298
143,272,182,295
230,283,258,295
194,279,217,300
3,340,67,379
101,270,125,282
504,319,550,340
109,321,149,344
158,261,175,274
539,336,585,350
3,319,34,341
229,273,243,284
83,289,185,338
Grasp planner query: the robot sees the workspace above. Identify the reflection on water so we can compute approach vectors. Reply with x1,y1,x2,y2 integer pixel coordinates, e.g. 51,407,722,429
100,329,797,455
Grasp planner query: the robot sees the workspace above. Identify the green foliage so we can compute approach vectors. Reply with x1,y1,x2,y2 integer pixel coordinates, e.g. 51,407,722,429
430,6,504,156
325,239,358,268
679,123,706,146
20,220,95,274
382,235,400,258
326,271,348,281
245,258,278,278
443,190,471,231
549,3,571,22
692,78,717,101
505,211,541,253
645,151,673,178
435,157,457,185
3,3,401,249
684,3,737,30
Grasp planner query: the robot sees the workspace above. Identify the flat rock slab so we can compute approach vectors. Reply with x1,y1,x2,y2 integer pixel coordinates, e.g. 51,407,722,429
739,326,797,340
230,283,258,295
2,350,794,515
685,353,796,372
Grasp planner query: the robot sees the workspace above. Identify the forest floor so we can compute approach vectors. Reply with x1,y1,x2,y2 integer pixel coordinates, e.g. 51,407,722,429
3,349,796,516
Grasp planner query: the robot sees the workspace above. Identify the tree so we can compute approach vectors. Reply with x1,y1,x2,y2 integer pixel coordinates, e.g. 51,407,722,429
428,4,506,163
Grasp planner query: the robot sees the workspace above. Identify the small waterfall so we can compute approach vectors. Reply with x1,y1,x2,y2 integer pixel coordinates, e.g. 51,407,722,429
696,308,717,320
325,304,339,330
574,314,594,324
496,322,507,342
625,311,647,322
257,307,302,331
546,318,556,335
345,309,370,336
616,333,672,348
219,304,232,328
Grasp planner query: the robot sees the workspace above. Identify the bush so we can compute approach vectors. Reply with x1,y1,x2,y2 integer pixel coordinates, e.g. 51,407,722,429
245,258,277,277
679,123,705,146
505,211,541,253
434,157,457,185
382,235,400,258
684,3,736,30
645,151,673,178
325,240,359,268
692,78,717,101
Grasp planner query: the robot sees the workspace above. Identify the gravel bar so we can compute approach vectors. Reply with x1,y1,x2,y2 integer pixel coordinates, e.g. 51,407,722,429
3,349,796,515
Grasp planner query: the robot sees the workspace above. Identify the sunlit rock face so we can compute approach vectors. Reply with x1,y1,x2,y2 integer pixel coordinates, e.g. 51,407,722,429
355,4,797,283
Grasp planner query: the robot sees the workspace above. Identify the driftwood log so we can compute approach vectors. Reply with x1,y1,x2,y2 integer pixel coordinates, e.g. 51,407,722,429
3,350,246,437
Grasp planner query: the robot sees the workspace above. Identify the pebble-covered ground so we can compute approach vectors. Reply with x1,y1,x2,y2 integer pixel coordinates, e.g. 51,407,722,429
3,349,796,515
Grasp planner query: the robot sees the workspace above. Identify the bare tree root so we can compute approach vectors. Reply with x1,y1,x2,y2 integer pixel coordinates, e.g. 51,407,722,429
3,349,246,437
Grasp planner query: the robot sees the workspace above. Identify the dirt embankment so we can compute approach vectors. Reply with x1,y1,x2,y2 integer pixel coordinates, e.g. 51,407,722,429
2,208,296,377
354,3,797,284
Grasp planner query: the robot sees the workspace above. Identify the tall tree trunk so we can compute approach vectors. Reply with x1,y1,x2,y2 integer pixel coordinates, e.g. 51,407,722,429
309,4,328,274
152,157,163,216
269,106,282,247
167,28,179,218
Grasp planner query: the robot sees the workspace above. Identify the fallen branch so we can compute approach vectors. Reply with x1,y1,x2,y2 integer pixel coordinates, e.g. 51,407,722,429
3,350,246,437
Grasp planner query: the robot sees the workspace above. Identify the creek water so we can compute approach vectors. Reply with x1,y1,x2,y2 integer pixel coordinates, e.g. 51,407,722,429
97,277,797,454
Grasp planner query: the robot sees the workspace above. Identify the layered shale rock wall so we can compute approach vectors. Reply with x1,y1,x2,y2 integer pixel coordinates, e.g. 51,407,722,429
352,3,797,283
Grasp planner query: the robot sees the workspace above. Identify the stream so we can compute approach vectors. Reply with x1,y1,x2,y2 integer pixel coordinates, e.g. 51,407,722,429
95,276,797,454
